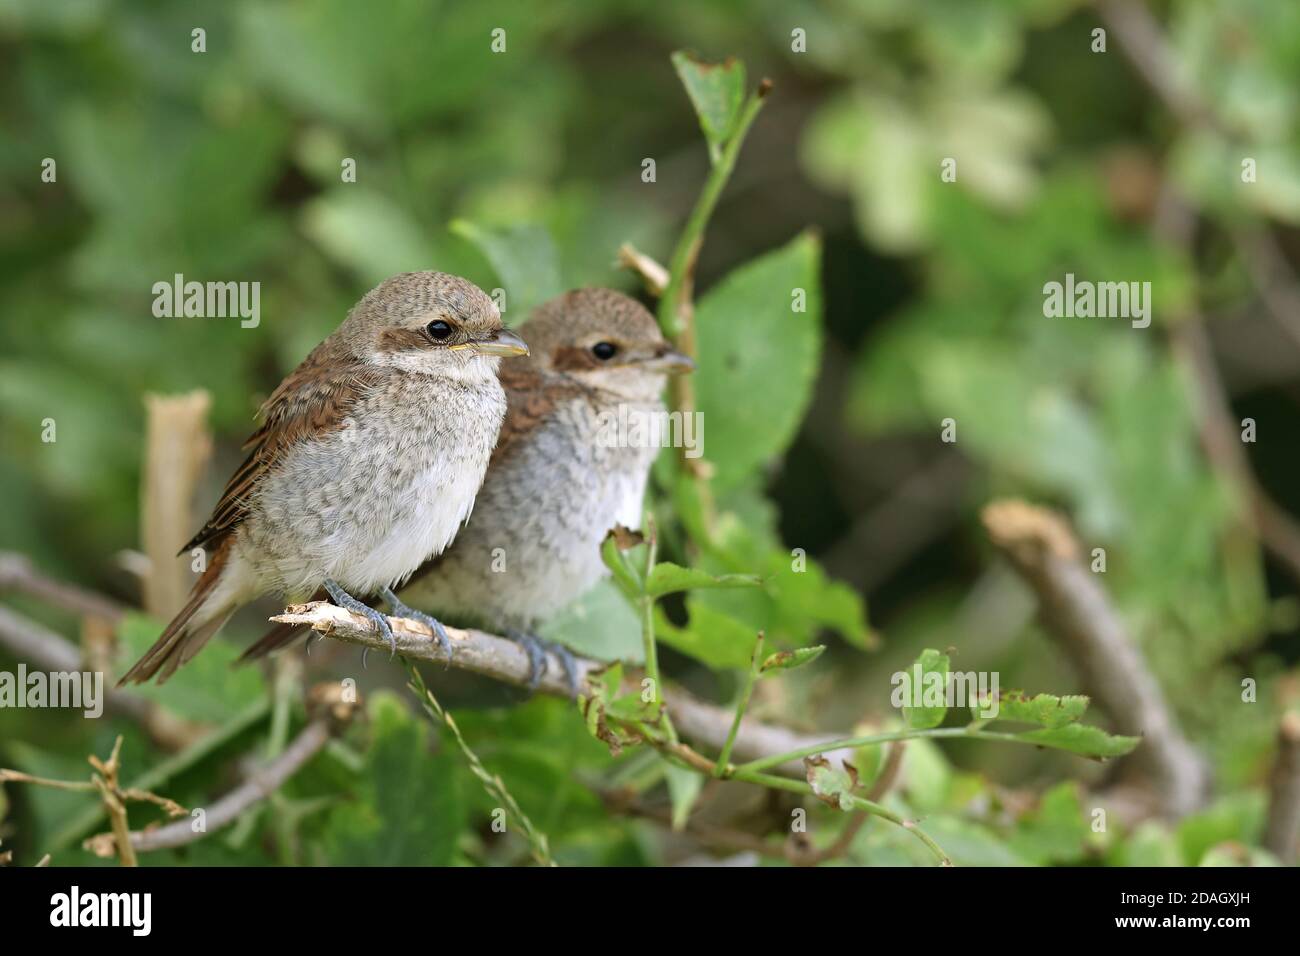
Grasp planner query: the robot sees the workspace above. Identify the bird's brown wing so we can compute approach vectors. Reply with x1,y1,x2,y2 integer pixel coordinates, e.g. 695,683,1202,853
490,362,588,467
181,348,386,555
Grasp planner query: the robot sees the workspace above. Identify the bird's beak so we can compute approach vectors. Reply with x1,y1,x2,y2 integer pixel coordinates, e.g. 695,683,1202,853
456,328,530,357
640,347,695,374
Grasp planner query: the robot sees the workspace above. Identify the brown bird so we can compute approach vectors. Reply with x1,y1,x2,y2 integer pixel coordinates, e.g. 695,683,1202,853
120,271,527,684
244,288,692,688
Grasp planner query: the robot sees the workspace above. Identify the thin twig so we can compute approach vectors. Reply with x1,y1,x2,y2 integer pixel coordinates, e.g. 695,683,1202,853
0,552,126,622
617,243,669,297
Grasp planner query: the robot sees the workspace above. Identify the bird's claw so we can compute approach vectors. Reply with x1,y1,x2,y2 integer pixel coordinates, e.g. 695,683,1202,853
323,579,397,659
380,587,453,665
505,630,579,697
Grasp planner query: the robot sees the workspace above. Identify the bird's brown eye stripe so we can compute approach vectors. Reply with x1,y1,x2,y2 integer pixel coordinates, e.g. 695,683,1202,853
378,327,439,351
550,345,606,371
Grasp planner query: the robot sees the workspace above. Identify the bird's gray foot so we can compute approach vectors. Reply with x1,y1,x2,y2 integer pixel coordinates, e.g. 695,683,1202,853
380,587,452,664
504,630,578,696
323,579,396,658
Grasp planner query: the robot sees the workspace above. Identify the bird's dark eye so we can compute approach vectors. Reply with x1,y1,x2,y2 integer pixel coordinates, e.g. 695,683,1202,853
592,341,617,360
426,320,453,341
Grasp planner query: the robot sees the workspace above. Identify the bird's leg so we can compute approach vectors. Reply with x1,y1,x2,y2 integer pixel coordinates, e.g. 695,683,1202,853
504,630,579,696
323,579,397,658
380,587,452,664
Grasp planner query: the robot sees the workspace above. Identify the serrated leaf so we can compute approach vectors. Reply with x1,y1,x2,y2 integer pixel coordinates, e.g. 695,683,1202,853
759,644,825,676
899,648,950,730
671,51,746,163
804,754,859,811
450,220,562,321
1017,723,1141,759
644,561,761,598
979,691,1090,728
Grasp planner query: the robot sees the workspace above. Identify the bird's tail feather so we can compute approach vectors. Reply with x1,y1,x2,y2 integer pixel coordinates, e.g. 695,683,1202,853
239,621,309,662
237,586,325,663
118,541,236,685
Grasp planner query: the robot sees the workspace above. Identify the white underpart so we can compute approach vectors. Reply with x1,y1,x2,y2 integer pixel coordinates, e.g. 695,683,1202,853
232,374,506,601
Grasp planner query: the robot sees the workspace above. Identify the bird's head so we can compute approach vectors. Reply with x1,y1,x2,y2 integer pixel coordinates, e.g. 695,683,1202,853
518,289,693,400
349,271,528,381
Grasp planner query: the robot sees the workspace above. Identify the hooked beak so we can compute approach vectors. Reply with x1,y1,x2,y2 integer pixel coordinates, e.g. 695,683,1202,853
640,347,695,374
454,328,530,357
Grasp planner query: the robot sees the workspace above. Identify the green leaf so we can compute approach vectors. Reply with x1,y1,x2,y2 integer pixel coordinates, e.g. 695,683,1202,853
322,692,466,865
759,644,825,676
1017,724,1141,759
901,737,951,813
804,754,860,811
765,560,876,650
980,691,1090,728
114,612,264,723
900,648,950,730
541,579,644,663
694,232,822,491
1008,781,1090,865
302,189,434,286
671,51,746,164
654,601,756,670
450,220,562,321
664,761,704,830
644,561,761,598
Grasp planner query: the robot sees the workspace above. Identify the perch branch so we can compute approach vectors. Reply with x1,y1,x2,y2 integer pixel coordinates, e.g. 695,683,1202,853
982,500,1210,817
269,601,858,777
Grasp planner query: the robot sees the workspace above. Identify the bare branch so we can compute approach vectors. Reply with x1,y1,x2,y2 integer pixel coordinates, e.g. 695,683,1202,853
982,500,1210,817
0,552,125,623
